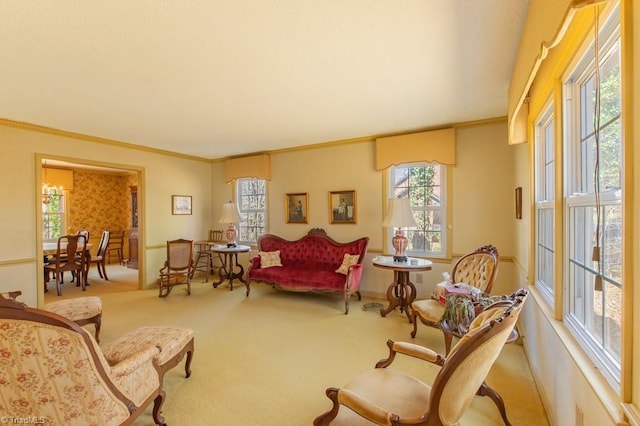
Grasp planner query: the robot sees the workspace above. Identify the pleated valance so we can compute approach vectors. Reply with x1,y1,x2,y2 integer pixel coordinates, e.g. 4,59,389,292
508,0,610,144
42,168,74,190
224,154,271,183
375,128,455,170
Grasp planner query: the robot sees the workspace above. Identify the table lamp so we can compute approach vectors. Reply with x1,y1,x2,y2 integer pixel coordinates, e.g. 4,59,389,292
382,198,417,262
218,202,242,247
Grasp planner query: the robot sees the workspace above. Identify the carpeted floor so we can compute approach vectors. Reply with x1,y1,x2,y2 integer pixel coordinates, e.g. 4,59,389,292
45,264,549,426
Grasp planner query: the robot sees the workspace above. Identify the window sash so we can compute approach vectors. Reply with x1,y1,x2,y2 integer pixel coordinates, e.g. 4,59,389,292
236,178,267,244
387,163,446,257
563,10,622,389
42,188,65,242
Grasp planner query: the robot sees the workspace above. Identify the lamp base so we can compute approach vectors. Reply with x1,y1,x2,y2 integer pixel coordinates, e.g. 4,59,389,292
392,228,409,263
225,224,238,246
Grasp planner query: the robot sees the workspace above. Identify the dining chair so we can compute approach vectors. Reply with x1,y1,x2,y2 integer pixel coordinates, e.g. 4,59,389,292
107,230,125,264
76,229,90,244
85,230,110,282
44,234,88,296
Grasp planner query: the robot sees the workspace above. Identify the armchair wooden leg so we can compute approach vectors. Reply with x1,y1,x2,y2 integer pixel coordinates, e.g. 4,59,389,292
477,381,511,426
313,387,341,426
152,390,167,426
410,311,419,338
442,329,453,355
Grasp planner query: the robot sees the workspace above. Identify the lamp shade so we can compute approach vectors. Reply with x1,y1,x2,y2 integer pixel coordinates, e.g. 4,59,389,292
382,198,417,228
218,202,241,224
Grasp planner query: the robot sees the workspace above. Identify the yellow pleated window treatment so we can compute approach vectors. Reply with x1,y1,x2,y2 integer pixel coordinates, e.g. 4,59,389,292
375,128,455,171
508,0,611,145
42,168,74,190
224,154,271,183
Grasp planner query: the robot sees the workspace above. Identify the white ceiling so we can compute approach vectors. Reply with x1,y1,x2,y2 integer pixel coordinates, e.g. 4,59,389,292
1,1,528,160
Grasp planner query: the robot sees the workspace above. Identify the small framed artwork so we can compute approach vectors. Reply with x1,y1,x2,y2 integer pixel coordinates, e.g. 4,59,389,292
286,193,308,224
515,187,522,220
329,190,356,224
172,195,192,215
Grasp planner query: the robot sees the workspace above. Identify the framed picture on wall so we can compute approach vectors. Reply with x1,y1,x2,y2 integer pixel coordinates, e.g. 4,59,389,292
329,190,356,224
286,193,308,224
172,195,192,215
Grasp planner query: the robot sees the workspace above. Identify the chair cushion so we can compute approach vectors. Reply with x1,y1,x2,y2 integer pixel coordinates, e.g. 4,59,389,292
331,368,432,425
103,325,194,367
43,296,102,322
411,299,445,323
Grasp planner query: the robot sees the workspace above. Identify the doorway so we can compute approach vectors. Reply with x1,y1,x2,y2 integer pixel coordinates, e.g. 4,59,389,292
37,154,145,303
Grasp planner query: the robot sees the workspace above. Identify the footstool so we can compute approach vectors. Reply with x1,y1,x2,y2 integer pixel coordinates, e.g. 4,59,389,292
102,325,194,378
43,296,103,343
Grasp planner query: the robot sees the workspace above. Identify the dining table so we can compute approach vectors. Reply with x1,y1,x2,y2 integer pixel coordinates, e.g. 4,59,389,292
43,242,93,256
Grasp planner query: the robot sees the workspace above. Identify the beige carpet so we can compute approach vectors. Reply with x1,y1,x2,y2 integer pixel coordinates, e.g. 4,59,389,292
45,265,549,426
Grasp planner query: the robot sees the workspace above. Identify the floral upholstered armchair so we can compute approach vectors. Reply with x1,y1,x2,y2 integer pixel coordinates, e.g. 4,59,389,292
0,296,168,426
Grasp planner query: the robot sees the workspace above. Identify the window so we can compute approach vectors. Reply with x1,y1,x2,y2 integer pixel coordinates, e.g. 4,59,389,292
535,103,555,302
236,178,267,244
563,11,621,387
387,162,446,257
42,187,65,242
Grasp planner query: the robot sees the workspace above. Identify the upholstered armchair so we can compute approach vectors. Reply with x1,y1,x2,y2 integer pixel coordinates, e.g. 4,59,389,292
410,245,499,354
0,296,168,425
314,289,528,426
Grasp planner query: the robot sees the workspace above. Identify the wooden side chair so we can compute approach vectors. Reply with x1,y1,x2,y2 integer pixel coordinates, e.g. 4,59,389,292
107,229,125,264
44,234,88,296
86,230,110,281
314,289,528,426
410,245,499,354
158,239,194,297
192,230,225,282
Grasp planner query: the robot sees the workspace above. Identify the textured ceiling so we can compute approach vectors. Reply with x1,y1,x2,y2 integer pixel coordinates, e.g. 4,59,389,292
0,1,528,160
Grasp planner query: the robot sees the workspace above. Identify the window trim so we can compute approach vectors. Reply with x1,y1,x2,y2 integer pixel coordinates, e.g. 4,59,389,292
534,101,556,306
383,162,450,259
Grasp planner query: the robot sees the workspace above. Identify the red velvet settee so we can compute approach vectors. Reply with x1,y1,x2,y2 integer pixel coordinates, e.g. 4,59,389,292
247,229,369,314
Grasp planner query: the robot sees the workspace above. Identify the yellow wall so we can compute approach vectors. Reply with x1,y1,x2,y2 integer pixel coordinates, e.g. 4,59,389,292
0,124,212,306
211,121,521,300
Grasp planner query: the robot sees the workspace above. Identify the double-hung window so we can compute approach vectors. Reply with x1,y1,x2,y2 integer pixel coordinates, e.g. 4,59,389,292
534,103,555,303
42,187,65,242
563,9,622,387
236,178,267,245
387,162,446,257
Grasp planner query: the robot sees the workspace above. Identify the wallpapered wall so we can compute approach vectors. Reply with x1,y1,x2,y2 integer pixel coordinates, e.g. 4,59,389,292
68,170,138,257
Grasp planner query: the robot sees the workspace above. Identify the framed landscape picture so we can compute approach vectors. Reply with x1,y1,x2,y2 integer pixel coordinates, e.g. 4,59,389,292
172,195,192,215
329,190,356,224
286,193,308,224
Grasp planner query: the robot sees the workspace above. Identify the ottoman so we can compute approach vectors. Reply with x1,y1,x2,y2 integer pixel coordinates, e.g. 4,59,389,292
43,296,103,343
103,325,195,378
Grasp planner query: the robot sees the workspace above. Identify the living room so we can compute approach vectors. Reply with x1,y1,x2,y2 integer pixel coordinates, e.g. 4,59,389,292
2,1,639,425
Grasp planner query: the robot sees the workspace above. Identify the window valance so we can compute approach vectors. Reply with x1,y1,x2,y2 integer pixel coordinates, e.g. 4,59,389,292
42,168,74,190
224,154,271,183
508,0,611,145
375,128,455,170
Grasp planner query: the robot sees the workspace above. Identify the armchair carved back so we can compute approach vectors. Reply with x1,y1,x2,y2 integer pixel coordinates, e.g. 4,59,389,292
451,245,499,293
